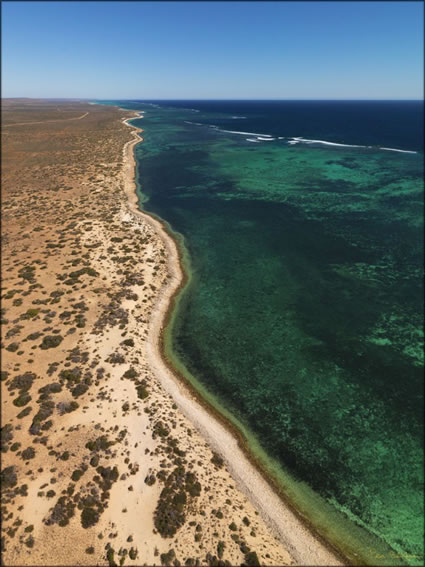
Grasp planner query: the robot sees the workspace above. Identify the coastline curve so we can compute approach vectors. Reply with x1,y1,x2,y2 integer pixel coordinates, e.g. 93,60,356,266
120,111,345,566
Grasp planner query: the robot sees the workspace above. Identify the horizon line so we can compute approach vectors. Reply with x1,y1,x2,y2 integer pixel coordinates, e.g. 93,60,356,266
3,97,424,102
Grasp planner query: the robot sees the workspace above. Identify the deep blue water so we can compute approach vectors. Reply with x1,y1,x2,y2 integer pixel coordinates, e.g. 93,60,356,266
130,99,424,152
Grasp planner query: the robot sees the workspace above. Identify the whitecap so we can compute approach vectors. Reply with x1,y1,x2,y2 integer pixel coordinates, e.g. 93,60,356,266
288,137,368,148
257,136,276,141
220,129,273,137
286,136,418,154
246,138,260,143
379,147,417,154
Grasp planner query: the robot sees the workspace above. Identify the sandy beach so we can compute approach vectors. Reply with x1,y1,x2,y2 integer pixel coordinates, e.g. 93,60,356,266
120,112,344,567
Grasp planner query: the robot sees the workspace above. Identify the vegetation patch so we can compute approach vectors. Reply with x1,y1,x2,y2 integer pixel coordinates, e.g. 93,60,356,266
1,466,18,489
136,380,149,400
45,495,75,527
154,465,201,538
21,447,36,460
40,335,63,349
211,452,224,468
123,367,138,379
1,424,14,452
85,435,115,453
18,265,36,283
60,367,81,383
13,393,31,407
81,506,100,529
21,308,40,320
8,372,36,393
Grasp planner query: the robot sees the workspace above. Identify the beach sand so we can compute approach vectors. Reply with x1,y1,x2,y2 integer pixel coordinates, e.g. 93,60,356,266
1,100,342,566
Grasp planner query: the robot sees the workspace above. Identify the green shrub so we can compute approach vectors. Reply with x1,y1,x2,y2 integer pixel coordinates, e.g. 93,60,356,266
24,536,34,548
27,332,42,341
75,315,86,328
160,549,175,566
40,335,63,349
90,455,99,467
85,435,114,452
71,383,89,398
211,452,224,468
71,469,84,482
13,393,31,407
136,382,148,400
244,551,260,566
145,474,156,486
45,495,75,527
106,548,117,566
60,368,81,383
21,308,40,320
217,541,225,559
21,447,36,460
123,368,138,379
81,506,99,528
1,466,17,488
17,406,32,419
9,372,36,392
18,265,36,282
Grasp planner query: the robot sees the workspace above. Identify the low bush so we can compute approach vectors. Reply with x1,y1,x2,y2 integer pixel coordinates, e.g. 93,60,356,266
21,447,36,460
40,335,63,349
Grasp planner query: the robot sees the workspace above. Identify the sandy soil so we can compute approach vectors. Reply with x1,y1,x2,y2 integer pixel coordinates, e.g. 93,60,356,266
3,111,89,127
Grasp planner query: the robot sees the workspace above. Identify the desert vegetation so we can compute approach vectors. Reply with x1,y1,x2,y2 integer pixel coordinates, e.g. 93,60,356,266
1,99,292,566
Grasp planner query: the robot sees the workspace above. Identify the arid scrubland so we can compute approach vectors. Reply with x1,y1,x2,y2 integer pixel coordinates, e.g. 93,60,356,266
1,100,293,566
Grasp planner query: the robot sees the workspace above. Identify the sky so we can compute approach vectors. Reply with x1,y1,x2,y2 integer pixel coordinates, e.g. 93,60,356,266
2,1,423,99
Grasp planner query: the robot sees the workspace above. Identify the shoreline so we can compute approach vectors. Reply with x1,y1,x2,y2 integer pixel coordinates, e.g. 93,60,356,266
2,100,299,566
120,111,346,566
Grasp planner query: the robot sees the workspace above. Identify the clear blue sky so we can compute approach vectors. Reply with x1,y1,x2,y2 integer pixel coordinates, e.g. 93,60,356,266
2,1,423,99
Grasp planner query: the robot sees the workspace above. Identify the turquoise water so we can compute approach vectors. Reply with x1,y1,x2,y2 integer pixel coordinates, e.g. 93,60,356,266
109,101,423,564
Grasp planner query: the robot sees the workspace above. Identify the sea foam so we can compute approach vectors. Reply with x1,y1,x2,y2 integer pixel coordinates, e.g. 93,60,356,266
287,137,368,148
184,121,204,126
379,147,418,154
220,129,273,137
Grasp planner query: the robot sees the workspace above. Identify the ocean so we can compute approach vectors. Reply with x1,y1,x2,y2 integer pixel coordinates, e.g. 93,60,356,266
106,100,424,565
